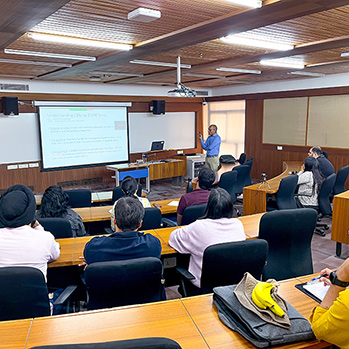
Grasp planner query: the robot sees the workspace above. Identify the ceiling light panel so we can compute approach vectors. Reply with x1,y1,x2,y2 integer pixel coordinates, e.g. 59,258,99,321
4,49,96,61
260,59,305,69
220,35,294,51
216,67,261,74
0,58,72,67
27,32,132,51
288,71,325,77
90,71,144,77
225,0,262,8
130,60,191,68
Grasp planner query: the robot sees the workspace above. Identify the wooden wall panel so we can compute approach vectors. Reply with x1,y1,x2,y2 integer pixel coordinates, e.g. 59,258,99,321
0,94,203,193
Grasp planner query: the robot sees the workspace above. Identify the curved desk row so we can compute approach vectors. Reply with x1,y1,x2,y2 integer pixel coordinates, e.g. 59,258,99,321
49,213,264,268
243,161,302,215
0,274,328,349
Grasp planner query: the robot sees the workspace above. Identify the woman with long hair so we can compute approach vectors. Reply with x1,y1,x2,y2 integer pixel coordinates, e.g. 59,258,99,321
297,156,324,207
169,188,245,288
36,185,87,237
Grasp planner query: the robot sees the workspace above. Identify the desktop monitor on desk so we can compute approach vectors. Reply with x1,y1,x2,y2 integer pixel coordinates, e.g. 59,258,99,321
150,141,164,151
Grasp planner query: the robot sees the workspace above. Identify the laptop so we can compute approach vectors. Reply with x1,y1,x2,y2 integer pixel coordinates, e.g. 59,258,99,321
151,141,164,151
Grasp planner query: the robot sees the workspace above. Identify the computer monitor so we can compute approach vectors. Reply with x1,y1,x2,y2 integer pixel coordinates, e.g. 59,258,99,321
150,141,164,151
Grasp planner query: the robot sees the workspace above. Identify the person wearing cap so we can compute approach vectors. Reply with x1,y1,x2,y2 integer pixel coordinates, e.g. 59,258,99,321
0,184,60,281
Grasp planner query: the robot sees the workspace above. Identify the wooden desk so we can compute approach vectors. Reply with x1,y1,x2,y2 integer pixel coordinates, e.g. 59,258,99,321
73,198,179,223
26,300,208,349
243,161,302,215
16,275,328,349
50,213,264,268
181,277,328,349
0,318,33,349
331,190,349,257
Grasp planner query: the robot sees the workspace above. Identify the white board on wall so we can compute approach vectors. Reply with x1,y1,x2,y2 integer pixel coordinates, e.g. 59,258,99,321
0,113,40,164
129,112,196,153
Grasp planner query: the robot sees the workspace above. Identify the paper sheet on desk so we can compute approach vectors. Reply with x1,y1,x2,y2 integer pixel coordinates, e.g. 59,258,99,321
168,201,179,207
303,282,330,301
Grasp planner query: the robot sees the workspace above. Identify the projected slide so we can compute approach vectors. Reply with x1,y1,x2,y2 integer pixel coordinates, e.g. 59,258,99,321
38,106,129,170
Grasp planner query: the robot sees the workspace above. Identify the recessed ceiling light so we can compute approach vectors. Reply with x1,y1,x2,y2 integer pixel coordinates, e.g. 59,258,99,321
340,52,349,58
130,59,191,68
4,49,96,61
288,71,325,77
220,35,294,51
225,0,262,8
216,67,261,74
90,71,144,77
183,73,224,79
260,59,304,69
27,32,132,51
127,7,161,22
89,76,102,82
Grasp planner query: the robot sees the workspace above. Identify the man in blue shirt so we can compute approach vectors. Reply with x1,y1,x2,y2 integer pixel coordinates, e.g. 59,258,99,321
199,124,221,172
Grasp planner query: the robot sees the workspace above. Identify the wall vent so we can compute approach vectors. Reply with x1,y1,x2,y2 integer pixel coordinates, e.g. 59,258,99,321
0,83,29,91
196,90,209,96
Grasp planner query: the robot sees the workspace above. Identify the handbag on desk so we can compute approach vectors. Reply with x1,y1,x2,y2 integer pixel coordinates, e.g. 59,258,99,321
213,274,315,348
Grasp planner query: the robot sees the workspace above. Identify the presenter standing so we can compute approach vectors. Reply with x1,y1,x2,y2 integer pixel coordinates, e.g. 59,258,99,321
198,124,221,172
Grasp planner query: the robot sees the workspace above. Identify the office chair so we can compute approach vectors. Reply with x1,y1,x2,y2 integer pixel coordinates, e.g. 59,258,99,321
332,165,349,197
85,257,165,310
186,178,193,193
181,204,207,225
140,207,163,230
218,170,238,203
112,184,143,204
315,173,336,235
176,239,268,297
232,165,250,196
266,175,298,211
30,338,182,349
64,189,92,208
237,153,247,165
38,217,74,238
0,267,76,321
259,208,317,281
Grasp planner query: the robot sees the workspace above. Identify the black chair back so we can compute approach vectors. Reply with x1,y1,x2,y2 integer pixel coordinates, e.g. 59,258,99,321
259,208,317,281
187,178,193,193
112,184,143,204
333,165,349,196
218,170,238,202
85,257,165,310
232,165,250,195
140,207,162,230
318,173,336,216
64,189,91,208
181,204,207,225
200,240,268,294
237,153,246,165
276,175,298,210
30,337,182,349
38,217,73,238
0,266,50,321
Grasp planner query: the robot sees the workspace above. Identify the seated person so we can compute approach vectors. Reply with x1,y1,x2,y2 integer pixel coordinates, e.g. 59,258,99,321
308,146,335,178
110,176,151,231
296,157,324,208
84,197,161,265
309,257,349,347
36,185,87,237
0,184,60,281
169,188,245,288
177,167,215,225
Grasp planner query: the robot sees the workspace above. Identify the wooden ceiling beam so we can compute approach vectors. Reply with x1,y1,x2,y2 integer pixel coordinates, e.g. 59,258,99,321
0,0,71,49
36,0,349,80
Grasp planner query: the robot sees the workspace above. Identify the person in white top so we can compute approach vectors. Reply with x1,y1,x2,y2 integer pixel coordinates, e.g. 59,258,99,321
296,157,324,207
0,184,60,281
169,187,245,288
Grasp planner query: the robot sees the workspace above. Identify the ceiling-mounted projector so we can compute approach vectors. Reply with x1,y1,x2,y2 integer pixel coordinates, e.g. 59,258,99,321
127,8,161,22
168,57,197,98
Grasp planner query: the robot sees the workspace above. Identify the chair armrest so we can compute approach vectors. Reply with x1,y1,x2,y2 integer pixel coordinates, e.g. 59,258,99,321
104,227,114,235
176,267,195,280
161,218,177,227
54,285,77,306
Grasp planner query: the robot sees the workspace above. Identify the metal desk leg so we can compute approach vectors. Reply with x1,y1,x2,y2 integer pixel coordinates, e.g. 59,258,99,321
115,170,119,187
146,175,150,193
336,242,342,258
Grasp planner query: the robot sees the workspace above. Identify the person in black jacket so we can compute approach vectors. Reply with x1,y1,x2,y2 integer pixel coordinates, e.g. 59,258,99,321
308,146,335,178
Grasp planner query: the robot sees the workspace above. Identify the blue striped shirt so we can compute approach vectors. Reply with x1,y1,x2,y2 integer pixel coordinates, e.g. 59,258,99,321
200,133,221,156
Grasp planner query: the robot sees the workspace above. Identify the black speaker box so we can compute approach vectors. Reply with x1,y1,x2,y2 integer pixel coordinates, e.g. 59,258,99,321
2,97,19,115
152,100,165,115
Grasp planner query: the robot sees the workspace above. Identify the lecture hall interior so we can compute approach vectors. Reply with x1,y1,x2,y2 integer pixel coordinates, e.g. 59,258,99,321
1,0,349,348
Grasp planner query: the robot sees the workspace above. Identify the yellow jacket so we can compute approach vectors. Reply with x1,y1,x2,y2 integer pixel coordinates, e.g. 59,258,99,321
309,289,349,348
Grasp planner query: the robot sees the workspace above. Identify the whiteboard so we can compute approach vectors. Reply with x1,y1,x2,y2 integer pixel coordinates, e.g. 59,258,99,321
0,111,196,164
129,112,196,153
0,113,40,164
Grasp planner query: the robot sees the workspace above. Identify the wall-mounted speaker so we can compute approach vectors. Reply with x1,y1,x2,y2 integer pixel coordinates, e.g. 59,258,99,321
1,97,19,116
152,100,165,115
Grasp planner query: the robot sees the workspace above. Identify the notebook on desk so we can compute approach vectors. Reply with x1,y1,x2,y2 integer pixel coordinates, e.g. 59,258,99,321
295,281,330,303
